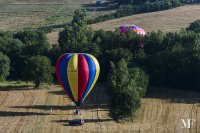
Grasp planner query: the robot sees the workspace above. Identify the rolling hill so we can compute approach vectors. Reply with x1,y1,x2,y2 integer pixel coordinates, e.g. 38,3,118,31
90,5,200,33
47,5,200,44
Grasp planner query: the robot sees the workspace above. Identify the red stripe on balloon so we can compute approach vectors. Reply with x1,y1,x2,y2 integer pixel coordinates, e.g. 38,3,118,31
78,54,89,102
56,54,68,95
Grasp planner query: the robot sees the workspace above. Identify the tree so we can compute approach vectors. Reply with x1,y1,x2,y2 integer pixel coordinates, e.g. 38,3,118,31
14,30,49,56
144,30,165,55
107,59,141,120
116,5,135,17
115,0,148,5
0,52,10,81
129,67,149,97
58,9,100,57
23,56,54,88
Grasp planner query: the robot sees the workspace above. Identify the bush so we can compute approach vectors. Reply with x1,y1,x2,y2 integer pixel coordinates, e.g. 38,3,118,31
0,52,10,81
23,56,54,88
107,59,141,120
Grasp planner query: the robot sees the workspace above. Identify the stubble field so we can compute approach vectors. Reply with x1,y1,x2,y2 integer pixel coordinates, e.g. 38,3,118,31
0,82,200,133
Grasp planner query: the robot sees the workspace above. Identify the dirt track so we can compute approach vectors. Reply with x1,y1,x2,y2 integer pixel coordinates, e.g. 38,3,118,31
0,83,200,133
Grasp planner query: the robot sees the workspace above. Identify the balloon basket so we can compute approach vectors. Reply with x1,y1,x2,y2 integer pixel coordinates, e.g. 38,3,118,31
73,109,81,115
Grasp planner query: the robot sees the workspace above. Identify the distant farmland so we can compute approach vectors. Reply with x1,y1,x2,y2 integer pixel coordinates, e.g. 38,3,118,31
0,0,114,31
47,5,200,44
90,5,200,33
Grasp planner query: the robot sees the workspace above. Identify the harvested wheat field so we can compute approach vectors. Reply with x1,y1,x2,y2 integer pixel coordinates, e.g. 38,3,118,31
90,5,200,33
0,82,200,133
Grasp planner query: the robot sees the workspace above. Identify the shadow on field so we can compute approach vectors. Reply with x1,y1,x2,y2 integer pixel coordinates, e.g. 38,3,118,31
48,90,66,95
0,85,34,91
52,118,113,126
11,104,108,111
145,87,200,104
0,111,55,117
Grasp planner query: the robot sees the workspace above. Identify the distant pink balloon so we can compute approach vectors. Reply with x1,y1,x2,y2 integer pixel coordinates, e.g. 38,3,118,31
119,24,145,36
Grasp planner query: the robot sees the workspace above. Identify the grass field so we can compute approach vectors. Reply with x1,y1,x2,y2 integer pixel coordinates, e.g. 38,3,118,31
0,0,115,31
0,81,200,133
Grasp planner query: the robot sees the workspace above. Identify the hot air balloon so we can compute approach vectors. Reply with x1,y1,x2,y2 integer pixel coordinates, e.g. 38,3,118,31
119,24,145,48
119,24,145,36
56,53,100,107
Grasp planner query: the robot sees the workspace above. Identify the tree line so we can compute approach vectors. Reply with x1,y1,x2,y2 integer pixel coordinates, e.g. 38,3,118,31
1,10,200,120
88,0,182,24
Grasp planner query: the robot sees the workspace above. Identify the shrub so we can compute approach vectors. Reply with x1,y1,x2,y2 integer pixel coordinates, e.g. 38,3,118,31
0,52,10,81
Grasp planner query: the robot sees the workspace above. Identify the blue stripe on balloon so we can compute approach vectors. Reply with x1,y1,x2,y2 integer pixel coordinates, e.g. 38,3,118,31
60,53,75,102
81,54,96,102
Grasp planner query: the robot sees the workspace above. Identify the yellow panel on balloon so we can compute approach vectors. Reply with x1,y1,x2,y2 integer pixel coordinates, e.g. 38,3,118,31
67,54,78,102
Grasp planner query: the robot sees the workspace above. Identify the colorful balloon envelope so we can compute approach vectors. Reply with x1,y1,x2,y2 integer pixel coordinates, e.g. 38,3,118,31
119,24,145,36
56,53,100,107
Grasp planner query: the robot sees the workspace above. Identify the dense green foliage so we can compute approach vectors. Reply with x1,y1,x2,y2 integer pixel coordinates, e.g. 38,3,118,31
0,52,10,81
187,19,200,33
23,56,54,88
107,59,141,120
129,67,149,97
142,30,200,90
58,9,101,57
13,30,49,56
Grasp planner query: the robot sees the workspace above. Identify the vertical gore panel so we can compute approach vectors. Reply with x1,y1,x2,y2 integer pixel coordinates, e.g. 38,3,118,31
78,54,89,102
81,54,96,102
83,54,100,101
57,54,74,101
67,54,78,102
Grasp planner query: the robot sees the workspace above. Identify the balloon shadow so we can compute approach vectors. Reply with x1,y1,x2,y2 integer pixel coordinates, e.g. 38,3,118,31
52,118,113,126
